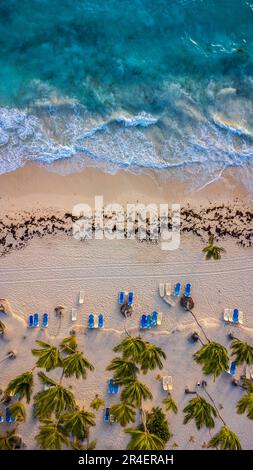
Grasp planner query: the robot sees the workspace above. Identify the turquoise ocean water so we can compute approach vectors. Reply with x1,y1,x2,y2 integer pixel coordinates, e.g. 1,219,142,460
0,0,253,189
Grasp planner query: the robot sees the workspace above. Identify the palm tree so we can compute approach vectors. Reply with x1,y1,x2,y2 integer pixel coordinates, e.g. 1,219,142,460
35,418,69,450
237,393,253,420
202,235,225,260
90,395,105,411
121,379,152,407
32,340,62,371
0,429,23,450
139,343,166,374
106,357,139,384
125,429,164,450
162,395,178,414
194,342,229,380
231,339,253,366
8,401,26,423
0,319,5,335
62,351,94,379
60,335,77,354
33,372,75,419
183,396,217,429
5,371,33,403
113,337,146,361
207,426,242,450
110,401,136,427
60,408,95,439
71,439,97,450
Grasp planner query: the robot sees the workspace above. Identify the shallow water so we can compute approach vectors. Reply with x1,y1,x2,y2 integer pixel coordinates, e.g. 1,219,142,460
0,0,253,189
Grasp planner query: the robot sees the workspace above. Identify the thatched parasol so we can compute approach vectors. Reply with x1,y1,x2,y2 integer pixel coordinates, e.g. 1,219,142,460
120,303,133,318
55,305,65,317
180,295,194,311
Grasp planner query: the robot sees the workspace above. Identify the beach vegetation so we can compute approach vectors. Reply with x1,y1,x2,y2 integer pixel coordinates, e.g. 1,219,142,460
162,394,178,414
35,418,69,450
8,401,26,422
110,401,136,427
0,319,5,335
236,379,253,420
113,336,146,360
207,425,242,450
202,235,226,260
231,339,253,365
183,396,217,429
60,408,96,440
0,429,23,450
121,378,152,407
106,357,139,383
62,351,94,379
31,340,62,371
139,343,166,374
125,428,165,450
90,394,105,411
5,371,34,403
144,407,172,444
33,373,76,419
194,342,229,380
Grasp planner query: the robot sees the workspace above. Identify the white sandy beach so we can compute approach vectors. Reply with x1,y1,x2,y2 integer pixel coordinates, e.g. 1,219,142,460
0,163,253,450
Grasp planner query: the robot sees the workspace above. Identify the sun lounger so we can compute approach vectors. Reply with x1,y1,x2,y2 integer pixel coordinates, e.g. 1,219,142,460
28,314,33,328
140,314,147,329
0,415,4,423
113,382,119,394
227,361,236,376
118,291,124,305
104,407,110,423
108,379,119,394
71,308,77,321
232,308,239,323
94,314,99,328
162,376,173,391
173,282,181,297
98,314,104,328
33,313,39,327
159,283,165,298
184,283,191,297
42,313,48,328
157,312,163,326
238,311,243,324
146,314,152,329
246,365,253,380
88,314,95,329
79,290,84,305
108,379,114,394
128,291,133,306
152,311,158,326
165,283,171,297
5,407,15,423
223,308,231,322
164,296,176,307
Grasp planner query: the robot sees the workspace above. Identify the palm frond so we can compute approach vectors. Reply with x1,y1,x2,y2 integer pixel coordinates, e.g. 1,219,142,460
207,426,241,450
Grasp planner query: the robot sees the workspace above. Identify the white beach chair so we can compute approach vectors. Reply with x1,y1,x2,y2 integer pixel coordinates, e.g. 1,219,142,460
159,283,165,298
157,312,163,326
94,314,99,329
164,296,175,307
238,311,244,324
245,365,252,380
79,290,85,305
165,283,172,297
223,308,231,322
162,376,173,391
71,308,77,321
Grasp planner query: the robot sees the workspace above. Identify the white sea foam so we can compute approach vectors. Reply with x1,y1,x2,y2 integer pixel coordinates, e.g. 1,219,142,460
0,80,253,193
